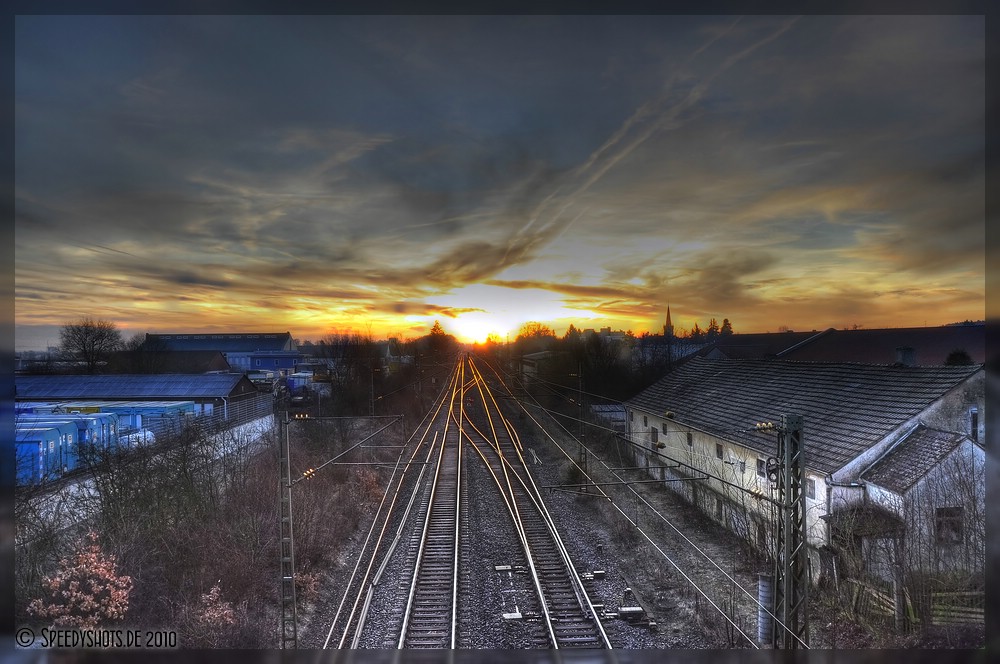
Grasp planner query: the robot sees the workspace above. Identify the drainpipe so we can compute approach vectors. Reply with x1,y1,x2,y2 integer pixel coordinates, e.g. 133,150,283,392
222,396,229,421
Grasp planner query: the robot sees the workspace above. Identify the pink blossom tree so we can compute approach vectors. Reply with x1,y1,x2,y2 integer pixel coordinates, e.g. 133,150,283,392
27,531,132,628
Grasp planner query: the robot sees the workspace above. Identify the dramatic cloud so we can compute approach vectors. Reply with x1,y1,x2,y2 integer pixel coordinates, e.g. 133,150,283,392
14,15,985,347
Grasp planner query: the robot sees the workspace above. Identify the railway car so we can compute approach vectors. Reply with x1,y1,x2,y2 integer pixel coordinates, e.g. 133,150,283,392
15,421,77,484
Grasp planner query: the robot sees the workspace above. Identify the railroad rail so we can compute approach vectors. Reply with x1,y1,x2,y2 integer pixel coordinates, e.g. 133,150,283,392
325,354,611,649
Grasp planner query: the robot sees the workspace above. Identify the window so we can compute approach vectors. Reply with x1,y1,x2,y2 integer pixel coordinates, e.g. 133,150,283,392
738,460,746,474
715,497,723,521
757,459,766,477
274,360,279,366
256,360,261,366
715,443,723,460
935,507,964,545
651,427,658,444
630,411,634,422
970,408,979,442
643,415,648,427
686,432,693,447
806,478,816,500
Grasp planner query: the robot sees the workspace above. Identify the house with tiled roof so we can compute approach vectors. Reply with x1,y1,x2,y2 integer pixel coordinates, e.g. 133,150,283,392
846,424,984,584
775,324,985,365
622,356,983,583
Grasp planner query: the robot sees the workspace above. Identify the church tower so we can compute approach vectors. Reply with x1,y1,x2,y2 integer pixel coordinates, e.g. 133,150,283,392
663,304,674,338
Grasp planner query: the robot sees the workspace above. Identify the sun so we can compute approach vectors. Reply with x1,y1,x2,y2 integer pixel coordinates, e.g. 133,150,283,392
445,312,508,345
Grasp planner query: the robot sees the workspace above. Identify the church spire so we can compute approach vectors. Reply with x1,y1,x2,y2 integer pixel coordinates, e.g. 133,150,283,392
664,303,674,338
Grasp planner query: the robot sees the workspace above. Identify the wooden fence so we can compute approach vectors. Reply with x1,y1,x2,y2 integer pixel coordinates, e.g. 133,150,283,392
929,591,984,626
847,579,984,628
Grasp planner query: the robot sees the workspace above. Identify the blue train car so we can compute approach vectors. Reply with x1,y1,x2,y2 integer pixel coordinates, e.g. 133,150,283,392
15,421,77,484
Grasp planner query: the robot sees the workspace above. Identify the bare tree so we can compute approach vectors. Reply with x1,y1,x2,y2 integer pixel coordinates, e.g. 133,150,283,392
58,317,124,374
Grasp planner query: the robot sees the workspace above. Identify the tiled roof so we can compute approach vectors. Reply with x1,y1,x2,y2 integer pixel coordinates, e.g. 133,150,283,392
699,331,824,359
15,374,252,400
860,424,969,494
776,325,985,365
624,357,980,475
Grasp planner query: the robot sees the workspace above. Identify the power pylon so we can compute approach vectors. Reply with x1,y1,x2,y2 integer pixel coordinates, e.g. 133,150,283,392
767,414,809,648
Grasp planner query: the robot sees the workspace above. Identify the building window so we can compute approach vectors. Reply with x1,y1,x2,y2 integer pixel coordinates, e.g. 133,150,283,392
970,408,979,442
715,497,723,521
274,359,279,366
935,507,964,545
806,478,816,499
738,460,746,474
630,411,634,422
643,415,648,427
715,443,723,460
686,432,693,447
757,459,766,477
651,427,658,445
256,359,261,366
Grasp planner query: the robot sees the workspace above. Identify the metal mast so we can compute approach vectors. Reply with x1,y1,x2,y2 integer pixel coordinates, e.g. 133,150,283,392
770,413,809,648
278,413,298,649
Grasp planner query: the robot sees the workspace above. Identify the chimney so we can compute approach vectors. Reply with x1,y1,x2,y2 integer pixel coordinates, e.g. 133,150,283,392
895,346,915,367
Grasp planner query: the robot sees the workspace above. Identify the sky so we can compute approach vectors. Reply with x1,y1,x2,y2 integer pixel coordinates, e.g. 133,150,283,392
14,15,986,349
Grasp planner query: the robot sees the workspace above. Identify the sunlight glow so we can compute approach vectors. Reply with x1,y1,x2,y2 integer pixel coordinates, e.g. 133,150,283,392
425,284,601,344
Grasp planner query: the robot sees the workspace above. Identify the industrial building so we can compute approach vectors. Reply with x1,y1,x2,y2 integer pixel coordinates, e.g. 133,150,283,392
141,332,300,374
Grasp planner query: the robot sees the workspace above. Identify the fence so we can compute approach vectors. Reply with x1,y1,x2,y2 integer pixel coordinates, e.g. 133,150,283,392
929,591,984,626
848,578,906,626
138,394,274,440
847,578,984,629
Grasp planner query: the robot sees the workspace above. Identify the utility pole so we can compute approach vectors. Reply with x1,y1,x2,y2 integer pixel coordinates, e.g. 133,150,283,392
278,413,297,649
568,364,588,488
765,414,809,649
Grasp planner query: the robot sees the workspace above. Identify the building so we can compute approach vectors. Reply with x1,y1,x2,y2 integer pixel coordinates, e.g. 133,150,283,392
775,324,985,365
623,357,984,585
14,374,270,437
840,424,986,584
692,324,985,365
142,332,300,375
105,350,232,374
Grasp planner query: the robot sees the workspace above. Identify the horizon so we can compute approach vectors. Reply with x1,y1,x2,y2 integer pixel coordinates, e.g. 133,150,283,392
14,317,986,354
15,16,986,348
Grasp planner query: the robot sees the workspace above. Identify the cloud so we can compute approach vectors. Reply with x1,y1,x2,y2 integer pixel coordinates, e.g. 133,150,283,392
12,16,985,343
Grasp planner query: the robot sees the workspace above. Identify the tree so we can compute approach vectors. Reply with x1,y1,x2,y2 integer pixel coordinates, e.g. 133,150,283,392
706,318,720,342
720,318,733,337
689,322,704,343
27,531,132,628
516,321,555,340
426,320,456,356
58,318,123,373
944,349,974,366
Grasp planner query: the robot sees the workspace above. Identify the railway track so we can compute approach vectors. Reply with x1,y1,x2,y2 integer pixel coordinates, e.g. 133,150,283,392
328,354,611,649
463,358,610,648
